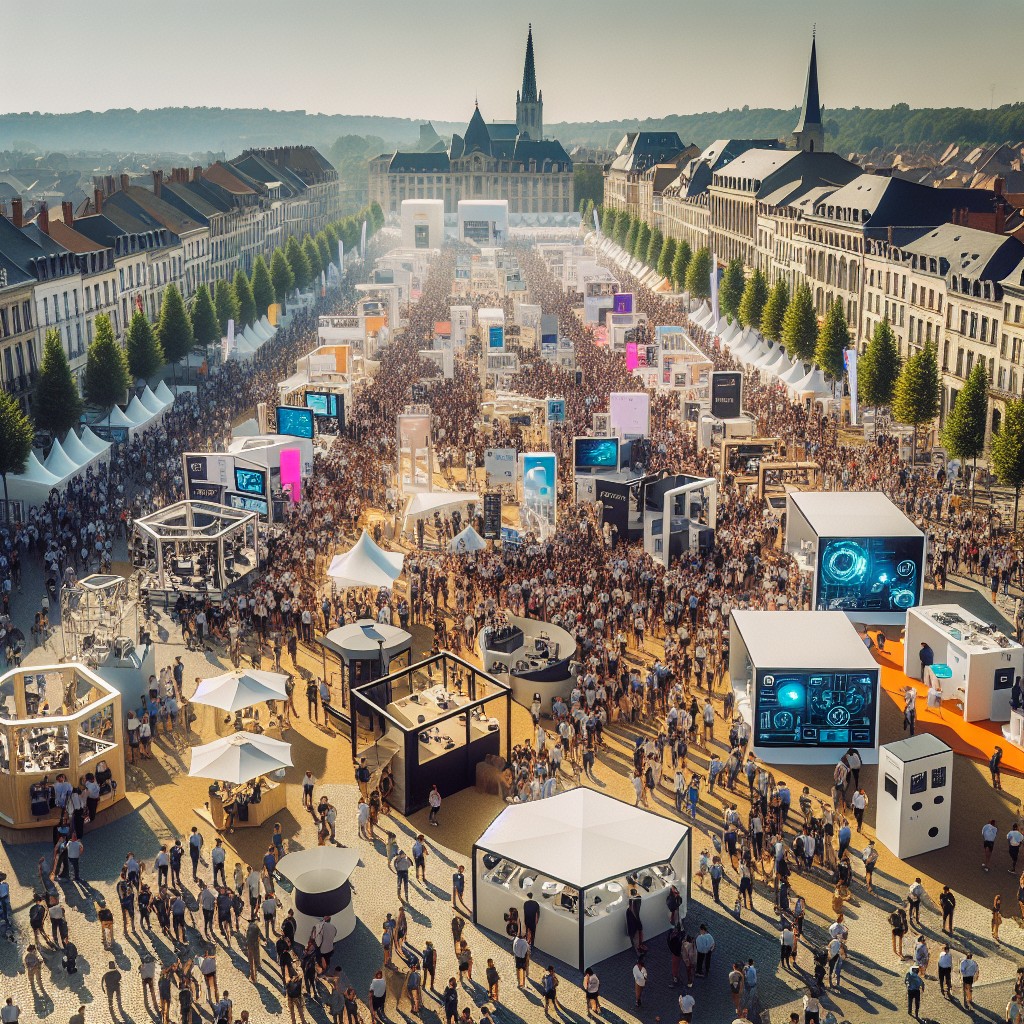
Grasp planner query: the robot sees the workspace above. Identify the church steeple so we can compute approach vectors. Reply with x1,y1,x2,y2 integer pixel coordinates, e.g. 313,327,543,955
793,29,825,153
516,24,543,140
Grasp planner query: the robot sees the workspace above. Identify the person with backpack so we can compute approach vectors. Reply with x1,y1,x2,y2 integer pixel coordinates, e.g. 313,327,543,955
542,965,560,1014
904,964,925,1017
890,902,909,959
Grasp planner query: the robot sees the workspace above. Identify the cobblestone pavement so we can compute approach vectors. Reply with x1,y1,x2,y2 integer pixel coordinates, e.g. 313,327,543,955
1,597,1024,1024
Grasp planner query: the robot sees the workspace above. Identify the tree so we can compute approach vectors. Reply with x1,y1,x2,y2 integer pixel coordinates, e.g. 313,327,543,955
781,281,818,362
941,360,988,495
738,268,769,330
315,232,332,277
573,164,604,209
284,236,311,294
719,258,745,322
893,340,941,464
684,247,713,302
303,235,323,283
858,317,902,412
369,201,385,233
645,227,663,269
270,249,295,313
233,269,257,328
601,207,615,236
33,328,83,437
672,240,692,293
251,256,275,319
83,315,130,414
815,298,850,383
124,310,164,382
760,279,790,343
625,218,640,257
191,284,220,349
658,237,677,280
613,211,631,248
990,398,1024,530
214,279,241,338
633,222,651,262
0,390,33,511
156,284,193,388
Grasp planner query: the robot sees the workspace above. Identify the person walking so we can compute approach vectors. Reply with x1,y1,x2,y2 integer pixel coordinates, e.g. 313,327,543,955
991,746,1004,789
67,834,84,882
960,951,979,1010
937,943,953,999
394,850,411,902
542,965,560,1015
904,964,924,1018
993,894,1004,942
582,967,601,1016
188,827,204,882
302,771,316,812
695,924,715,978
428,785,442,826
452,865,470,914
939,885,956,935
1009,822,1024,872
631,958,647,1008
983,820,999,871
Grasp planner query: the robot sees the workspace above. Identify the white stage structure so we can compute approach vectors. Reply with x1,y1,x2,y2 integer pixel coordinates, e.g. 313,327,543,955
730,610,881,765
473,789,689,969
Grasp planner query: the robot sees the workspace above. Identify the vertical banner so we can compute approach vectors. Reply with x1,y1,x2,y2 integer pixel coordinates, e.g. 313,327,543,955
338,240,344,273
227,318,235,351
845,347,859,425
280,448,302,504
483,492,502,539
320,270,326,298
521,453,557,538
710,254,720,327
360,220,367,257
593,208,601,234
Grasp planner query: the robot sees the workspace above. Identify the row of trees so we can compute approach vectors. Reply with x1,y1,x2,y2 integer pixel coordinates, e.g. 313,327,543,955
28,203,385,440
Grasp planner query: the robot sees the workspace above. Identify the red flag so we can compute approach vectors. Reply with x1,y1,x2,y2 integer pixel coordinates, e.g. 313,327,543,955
135,294,144,315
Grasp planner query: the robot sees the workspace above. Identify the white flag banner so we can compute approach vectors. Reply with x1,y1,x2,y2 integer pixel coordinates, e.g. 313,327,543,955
593,208,601,234
338,240,344,273
710,254,720,328
360,220,367,257
845,347,859,425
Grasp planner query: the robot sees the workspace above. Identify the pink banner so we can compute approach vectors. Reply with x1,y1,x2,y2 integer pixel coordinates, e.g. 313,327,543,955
280,448,302,504
626,342,639,371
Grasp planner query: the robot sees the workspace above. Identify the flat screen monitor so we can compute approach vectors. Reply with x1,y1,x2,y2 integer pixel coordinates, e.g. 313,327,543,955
305,391,338,418
226,491,269,516
234,466,268,497
275,405,314,439
574,437,619,470
815,535,924,613
754,669,878,748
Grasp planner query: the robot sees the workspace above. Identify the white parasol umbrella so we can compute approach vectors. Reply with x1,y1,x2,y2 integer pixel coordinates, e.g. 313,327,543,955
191,669,290,713
188,732,294,785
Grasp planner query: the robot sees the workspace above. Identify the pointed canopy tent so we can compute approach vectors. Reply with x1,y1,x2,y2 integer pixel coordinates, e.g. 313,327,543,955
758,347,790,378
790,367,834,398
327,530,404,589
739,341,771,366
473,788,690,969
711,316,730,337
251,320,273,343
720,320,742,345
729,329,760,357
449,525,487,554
780,360,811,386
191,668,290,714
242,326,264,350
690,303,712,328
3,451,62,506
154,380,176,405
61,430,97,469
79,426,112,458
125,395,156,427
139,385,167,415
44,438,81,481
102,405,136,429
258,315,277,335
752,343,781,370
187,732,294,785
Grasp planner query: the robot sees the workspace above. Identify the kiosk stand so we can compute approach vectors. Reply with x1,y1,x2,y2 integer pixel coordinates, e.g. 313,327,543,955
875,735,953,859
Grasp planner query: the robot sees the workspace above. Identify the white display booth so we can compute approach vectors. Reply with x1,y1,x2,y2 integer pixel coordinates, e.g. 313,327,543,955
785,491,925,625
697,413,754,451
401,199,445,250
473,789,689,969
875,734,953,859
730,610,881,765
458,200,509,246
903,604,1021,723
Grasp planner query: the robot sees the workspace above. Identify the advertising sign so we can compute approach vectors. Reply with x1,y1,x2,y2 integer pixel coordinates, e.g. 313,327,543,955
845,348,858,425
613,293,634,315
540,314,558,354
521,453,557,536
483,493,503,540
450,306,471,346
484,448,517,489
608,392,651,437
546,398,566,424
710,371,743,420
488,325,505,350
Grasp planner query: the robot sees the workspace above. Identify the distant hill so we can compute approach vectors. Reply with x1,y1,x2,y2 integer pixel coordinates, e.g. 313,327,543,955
1,103,1022,158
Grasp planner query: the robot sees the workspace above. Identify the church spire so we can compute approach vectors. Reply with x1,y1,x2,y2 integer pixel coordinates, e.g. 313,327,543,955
793,29,824,152
521,23,538,104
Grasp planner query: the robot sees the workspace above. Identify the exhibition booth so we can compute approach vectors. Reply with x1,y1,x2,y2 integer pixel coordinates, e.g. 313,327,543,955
904,604,1022,723
730,610,881,765
697,413,754,452
785,491,925,624
0,664,125,830
276,848,360,947
318,620,413,724
132,500,260,599
478,614,576,711
642,474,717,568
349,653,510,815
473,789,689,969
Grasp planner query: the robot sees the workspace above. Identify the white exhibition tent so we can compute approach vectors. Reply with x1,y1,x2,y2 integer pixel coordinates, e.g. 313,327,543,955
790,367,834,399
3,452,61,506
729,328,759,357
102,405,135,430
752,343,781,370
154,380,176,406
473,789,689,969
739,341,771,366
402,490,481,529
251,320,273,343
79,426,112,458
139,385,167,416
449,525,486,554
711,315,730,337
258,315,277,336
44,438,80,480
720,320,741,345
125,395,156,427
61,430,97,469
780,360,811,386
690,303,712,328
327,529,404,589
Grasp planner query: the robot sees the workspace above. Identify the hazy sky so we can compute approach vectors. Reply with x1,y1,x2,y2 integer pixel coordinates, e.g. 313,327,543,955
6,0,1022,122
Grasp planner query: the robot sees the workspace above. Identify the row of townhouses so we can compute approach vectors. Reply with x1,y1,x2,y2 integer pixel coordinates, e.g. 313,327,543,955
0,146,342,408
604,37,1024,436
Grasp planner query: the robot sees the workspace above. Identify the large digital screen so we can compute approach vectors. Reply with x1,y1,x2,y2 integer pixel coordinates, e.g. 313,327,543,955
276,406,314,439
488,326,505,349
754,669,878,748
305,392,338,418
574,437,619,470
226,491,269,516
234,466,268,497
815,535,924,612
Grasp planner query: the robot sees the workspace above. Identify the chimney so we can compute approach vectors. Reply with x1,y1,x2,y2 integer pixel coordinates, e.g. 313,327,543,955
38,202,49,235
995,176,1005,198
119,173,130,193
94,187,103,215
887,225,894,245
996,204,1006,236
62,200,73,226
193,165,202,182
950,208,959,226
11,197,23,228
0,200,6,219
152,169,163,197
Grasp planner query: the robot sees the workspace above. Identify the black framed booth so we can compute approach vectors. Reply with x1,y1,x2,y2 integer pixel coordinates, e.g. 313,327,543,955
349,653,511,814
